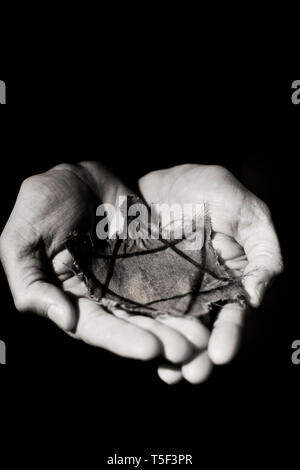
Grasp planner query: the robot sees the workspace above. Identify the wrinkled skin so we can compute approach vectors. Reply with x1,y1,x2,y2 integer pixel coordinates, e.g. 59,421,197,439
0,162,283,384
139,164,283,382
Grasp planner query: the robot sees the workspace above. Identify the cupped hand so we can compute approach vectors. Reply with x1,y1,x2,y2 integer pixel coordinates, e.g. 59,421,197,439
139,164,283,384
0,162,208,369
52,248,210,365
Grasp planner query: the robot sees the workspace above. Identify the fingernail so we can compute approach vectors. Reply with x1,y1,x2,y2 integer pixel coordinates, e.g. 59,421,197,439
48,305,63,326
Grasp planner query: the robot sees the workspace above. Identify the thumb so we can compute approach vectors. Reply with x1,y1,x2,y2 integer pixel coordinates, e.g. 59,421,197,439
238,200,283,307
0,232,76,331
243,266,275,308
19,280,77,331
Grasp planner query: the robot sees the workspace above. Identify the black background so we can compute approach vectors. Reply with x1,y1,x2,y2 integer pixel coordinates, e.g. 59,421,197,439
0,72,299,465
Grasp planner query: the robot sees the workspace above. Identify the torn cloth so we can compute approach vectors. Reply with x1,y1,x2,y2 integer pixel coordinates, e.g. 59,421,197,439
65,197,246,321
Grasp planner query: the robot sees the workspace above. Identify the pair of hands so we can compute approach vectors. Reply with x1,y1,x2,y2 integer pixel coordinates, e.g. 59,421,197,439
0,162,283,384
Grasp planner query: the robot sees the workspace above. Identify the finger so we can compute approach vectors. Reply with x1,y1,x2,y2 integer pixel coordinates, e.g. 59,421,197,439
52,249,74,282
212,233,244,260
182,351,213,384
157,315,210,350
76,298,162,360
111,309,195,365
212,233,247,275
156,316,211,385
124,315,195,364
237,200,283,307
56,250,88,297
208,302,247,365
157,364,183,385
0,233,76,331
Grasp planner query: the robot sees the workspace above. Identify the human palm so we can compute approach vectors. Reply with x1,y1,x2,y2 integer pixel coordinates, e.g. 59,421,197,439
1,162,282,385
1,162,208,376
138,164,283,383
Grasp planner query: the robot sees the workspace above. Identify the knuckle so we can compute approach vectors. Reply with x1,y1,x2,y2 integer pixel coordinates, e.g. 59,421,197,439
0,234,5,259
247,196,274,228
20,171,63,205
250,194,272,223
20,175,40,192
211,165,232,178
49,163,86,187
207,165,237,186
13,294,28,313
51,163,76,172
257,199,272,220
274,258,284,276
0,225,11,261
19,175,49,202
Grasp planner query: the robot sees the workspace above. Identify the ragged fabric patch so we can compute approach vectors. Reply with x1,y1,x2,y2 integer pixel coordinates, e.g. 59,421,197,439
65,196,246,322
